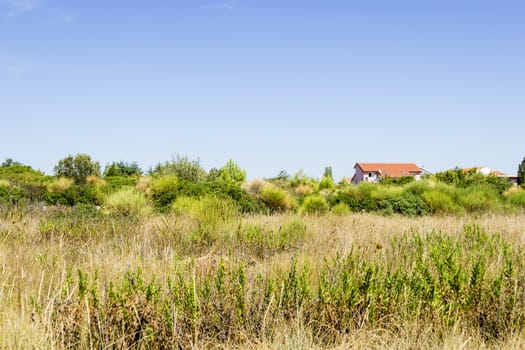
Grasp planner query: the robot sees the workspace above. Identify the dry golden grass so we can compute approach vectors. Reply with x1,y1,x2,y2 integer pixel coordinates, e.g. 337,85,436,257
1,205,525,349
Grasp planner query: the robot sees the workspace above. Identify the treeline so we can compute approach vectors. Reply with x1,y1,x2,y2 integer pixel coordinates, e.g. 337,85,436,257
1,154,525,216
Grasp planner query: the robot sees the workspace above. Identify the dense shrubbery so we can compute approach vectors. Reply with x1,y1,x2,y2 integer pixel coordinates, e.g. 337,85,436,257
104,186,152,218
1,156,523,216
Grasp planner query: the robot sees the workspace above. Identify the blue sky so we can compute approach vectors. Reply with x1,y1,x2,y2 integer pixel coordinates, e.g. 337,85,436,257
1,0,524,179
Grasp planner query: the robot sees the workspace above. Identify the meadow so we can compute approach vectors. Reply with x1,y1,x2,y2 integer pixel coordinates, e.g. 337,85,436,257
1,204,525,349
1,156,525,349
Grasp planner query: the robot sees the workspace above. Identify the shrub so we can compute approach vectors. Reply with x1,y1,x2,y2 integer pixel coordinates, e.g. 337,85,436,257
258,183,296,212
327,187,362,212
300,195,328,215
218,159,247,184
456,186,501,213
422,189,463,215
86,175,107,186
294,184,314,196
103,161,142,177
507,190,525,208
152,155,207,182
54,154,101,184
136,176,152,194
150,176,179,209
331,202,350,215
103,176,138,193
379,192,429,216
172,195,238,243
46,177,74,193
104,187,152,218
404,179,432,196
318,176,335,191
243,178,266,195
44,184,103,206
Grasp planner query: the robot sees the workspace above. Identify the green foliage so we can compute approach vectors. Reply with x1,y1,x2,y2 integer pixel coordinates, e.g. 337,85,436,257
45,225,525,348
152,155,207,182
0,180,28,205
323,166,333,179
218,159,246,184
300,195,329,215
103,176,138,193
54,154,101,184
0,159,47,202
433,168,511,194
103,161,142,177
518,157,525,187
149,175,263,213
43,184,103,206
378,191,429,216
150,175,179,209
172,195,238,243
379,175,415,185
104,186,152,218
318,175,335,191
258,183,296,212
456,186,501,213
507,190,525,208
331,202,350,215
422,187,464,215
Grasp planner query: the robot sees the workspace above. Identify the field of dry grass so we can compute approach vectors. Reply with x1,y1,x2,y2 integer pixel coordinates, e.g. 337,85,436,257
1,204,525,349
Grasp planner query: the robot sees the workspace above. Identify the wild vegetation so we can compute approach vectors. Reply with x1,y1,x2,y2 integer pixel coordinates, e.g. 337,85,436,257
1,155,525,349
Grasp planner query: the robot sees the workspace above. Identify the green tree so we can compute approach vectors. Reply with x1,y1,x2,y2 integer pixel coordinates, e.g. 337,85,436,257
54,154,101,184
219,159,246,184
323,166,333,180
104,161,142,177
518,157,525,187
152,155,207,182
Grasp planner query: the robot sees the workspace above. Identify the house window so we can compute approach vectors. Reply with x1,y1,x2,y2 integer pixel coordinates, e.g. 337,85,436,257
402,171,407,175
369,173,373,177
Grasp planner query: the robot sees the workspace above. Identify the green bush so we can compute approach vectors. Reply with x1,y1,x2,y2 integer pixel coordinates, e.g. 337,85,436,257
104,187,152,218
54,154,101,184
331,202,350,215
404,180,432,196
379,192,429,216
318,176,335,191
172,195,238,243
422,188,463,215
258,184,296,212
103,161,142,177
507,190,525,208
457,186,501,213
103,176,138,193
150,176,179,209
44,184,103,206
300,195,329,215
327,188,360,212
152,155,207,182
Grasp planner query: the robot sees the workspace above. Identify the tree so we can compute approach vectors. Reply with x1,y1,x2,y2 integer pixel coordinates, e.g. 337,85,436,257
323,166,333,180
218,159,246,184
518,157,525,187
104,161,142,177
152,155,207,182
54,154,101,184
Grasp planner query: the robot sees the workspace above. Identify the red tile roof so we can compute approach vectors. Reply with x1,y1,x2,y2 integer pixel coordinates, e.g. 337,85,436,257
355,163,422,178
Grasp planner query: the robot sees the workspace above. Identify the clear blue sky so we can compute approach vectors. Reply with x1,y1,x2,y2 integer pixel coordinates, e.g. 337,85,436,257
1,0,524,179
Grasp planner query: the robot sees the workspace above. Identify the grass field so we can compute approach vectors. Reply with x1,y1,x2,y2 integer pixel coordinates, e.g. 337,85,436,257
1,204,525,349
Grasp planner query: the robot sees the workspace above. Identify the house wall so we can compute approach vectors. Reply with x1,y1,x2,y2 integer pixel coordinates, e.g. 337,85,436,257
352,167,380,184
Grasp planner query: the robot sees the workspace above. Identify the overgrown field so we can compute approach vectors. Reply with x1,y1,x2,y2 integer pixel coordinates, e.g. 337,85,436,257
1,204,525,349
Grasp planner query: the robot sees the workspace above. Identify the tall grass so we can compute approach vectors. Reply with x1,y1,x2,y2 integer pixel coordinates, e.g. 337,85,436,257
104,186,152,218
2,204,525,349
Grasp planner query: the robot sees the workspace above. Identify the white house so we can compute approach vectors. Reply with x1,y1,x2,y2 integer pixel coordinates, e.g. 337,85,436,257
351,163,424,184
